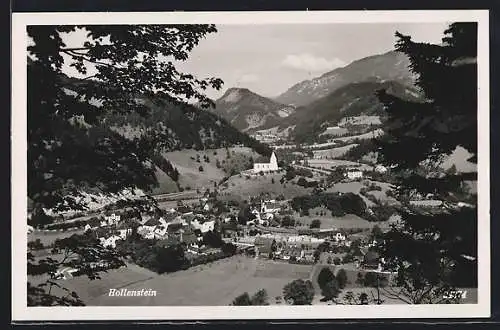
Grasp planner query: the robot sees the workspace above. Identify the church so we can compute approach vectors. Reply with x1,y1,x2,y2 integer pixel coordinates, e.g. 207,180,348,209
253,151,279,173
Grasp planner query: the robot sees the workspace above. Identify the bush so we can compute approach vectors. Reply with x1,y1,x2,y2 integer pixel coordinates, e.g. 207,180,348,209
336,269,348,289
28,239,45,250
198,165,204,172
310,219,321,229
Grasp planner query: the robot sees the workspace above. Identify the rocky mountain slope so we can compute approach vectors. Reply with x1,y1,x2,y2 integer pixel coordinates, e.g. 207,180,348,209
275,50,415,107
211,87,295,133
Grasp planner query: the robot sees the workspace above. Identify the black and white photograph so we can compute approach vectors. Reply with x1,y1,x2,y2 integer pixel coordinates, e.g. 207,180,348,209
12,10,490,320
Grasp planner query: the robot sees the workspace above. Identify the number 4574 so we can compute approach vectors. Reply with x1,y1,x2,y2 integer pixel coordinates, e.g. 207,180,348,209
443,290,467,299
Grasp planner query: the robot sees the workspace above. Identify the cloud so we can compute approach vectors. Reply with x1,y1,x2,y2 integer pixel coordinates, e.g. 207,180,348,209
239,73,259,83
281,53,346,72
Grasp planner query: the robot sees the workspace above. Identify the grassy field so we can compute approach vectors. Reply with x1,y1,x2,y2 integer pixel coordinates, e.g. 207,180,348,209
312,144,359,159
154,147,262,194
325,182,376,207
295,213,387,229
306,159,372,171
28,228,85,245
61,256,314,306
219,172,313,202
33,254,477,306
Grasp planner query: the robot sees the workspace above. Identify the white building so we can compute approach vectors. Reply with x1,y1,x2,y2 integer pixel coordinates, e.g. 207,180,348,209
332,232,347,243
345,168,363,180
100,235,123,248
191,219,215,233
374,165,388,174
253,151,279,173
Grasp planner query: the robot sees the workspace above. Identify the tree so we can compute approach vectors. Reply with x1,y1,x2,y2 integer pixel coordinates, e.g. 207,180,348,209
250,289,270,305
375,23,478,304
232,292,252,306
321,278,340,301
313,250,321,263
283,279,315,305
310,219,321,229
198,165,204,172
232,289,269,305
281,215,295,227
317,267,335,290
336,269,348,289
27,24,223,306
370,225,383,241
237,204,255,225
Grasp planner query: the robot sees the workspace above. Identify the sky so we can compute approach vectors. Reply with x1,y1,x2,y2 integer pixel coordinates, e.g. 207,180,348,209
57,23,449,100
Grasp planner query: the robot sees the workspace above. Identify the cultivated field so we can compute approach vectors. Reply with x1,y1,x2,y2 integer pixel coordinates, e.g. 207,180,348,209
295,213,386,230
312,144,359,159
306,159,372,171
333,129,384,142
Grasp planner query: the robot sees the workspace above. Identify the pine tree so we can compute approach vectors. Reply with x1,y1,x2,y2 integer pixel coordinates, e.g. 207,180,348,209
27,24,222,306
375,23,478,304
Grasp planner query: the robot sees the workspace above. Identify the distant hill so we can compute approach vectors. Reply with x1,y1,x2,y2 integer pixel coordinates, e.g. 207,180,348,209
275,50,415,107
211,87,296,133
55,70,272,193
278,80,423,143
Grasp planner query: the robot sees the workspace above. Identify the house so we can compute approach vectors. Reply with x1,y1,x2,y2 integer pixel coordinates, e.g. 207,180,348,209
409,200,444,208
362,250,382,271
100,235,123,248
345,168,363,180
253,151,279,173
104,213,121,226
190,219,215,233
374,165,388,174
254,237,275,258
261,200,281,213
332,231,347,243
180,230,199,246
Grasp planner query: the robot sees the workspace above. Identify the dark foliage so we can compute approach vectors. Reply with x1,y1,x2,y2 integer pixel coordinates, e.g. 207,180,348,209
283,279,315,305
375,23,478,303
291,192,367,218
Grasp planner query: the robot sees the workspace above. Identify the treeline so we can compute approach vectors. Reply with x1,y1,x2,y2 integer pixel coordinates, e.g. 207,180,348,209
291,192,367,217
104,97,271,156
151,153,180,181
115,230,238,274
342,138,377,162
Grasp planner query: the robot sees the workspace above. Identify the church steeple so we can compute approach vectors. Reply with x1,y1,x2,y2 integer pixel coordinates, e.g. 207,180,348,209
270,151,277,166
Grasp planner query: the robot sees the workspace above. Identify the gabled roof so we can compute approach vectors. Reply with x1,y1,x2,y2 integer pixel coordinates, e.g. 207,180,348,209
143,218,160,226
181,232,198,245
254,237,274,247
167,222,184,232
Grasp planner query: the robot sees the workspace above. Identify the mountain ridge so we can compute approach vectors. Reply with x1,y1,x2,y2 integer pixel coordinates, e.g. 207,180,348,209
274,50,415,107
211,87,296,133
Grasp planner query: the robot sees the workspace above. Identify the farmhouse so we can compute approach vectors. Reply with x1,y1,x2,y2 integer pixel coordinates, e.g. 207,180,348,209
253,151,279,173
345,168,363,180
374,164,388,174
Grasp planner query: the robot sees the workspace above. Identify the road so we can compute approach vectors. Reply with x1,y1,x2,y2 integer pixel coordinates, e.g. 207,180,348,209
292,164,332,175
38,191,202,231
